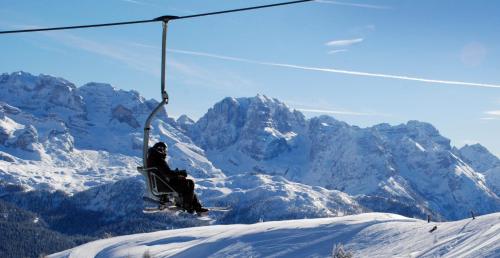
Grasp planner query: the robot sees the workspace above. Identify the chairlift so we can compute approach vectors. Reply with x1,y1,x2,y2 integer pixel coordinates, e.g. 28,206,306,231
136,16,182,211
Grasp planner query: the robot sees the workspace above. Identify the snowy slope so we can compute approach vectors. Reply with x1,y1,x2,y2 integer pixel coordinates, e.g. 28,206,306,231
49,212,500,258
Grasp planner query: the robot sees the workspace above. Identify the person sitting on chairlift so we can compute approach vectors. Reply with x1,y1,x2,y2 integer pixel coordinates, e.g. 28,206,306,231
147,142,208,214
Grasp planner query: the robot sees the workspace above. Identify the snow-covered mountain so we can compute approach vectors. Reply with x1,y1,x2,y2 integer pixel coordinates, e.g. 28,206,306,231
0,71,498,223
1,71,499,257
49,212,500,258
0,72,362,230
0,72,224,192
187,96,499,220
456,144,500,196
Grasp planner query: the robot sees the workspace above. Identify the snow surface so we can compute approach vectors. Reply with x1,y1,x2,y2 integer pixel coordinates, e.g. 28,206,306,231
49,212,500,258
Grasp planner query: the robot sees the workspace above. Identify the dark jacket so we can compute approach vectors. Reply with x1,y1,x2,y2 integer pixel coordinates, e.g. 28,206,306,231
147,147,175,180
146,147,187,181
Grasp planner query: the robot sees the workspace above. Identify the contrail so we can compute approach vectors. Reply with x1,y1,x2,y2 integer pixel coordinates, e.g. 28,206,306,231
168,49,500,89
296,108,389,116
314,0,391,10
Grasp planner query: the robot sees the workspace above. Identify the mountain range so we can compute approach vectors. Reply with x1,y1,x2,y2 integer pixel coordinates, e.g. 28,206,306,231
0,71,499,256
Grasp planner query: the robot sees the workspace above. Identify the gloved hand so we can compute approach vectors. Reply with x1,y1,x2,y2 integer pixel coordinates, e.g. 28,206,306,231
175,168,188,177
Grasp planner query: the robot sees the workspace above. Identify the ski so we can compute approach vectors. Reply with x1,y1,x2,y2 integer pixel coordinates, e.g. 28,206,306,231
204,206,231,212
142,205,182,214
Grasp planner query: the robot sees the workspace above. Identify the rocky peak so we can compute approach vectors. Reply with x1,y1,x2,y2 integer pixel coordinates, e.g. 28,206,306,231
457,144,500,172
372,120,451,152
190,95,306,160
0,72,84,119
176,115,195,132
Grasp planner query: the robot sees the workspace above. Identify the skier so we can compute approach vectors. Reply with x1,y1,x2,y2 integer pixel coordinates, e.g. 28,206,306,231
147,142,208,214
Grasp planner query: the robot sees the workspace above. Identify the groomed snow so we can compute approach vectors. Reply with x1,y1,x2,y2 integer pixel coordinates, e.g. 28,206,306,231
49,212,499,258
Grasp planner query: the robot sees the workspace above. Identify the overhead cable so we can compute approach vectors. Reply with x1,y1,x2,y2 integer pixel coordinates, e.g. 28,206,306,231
0,0,314,35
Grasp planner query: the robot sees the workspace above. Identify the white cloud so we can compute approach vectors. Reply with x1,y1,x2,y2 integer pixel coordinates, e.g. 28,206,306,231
327,49,348,55
482,111,500,121
168,49,500,89
315,0,391,10
325,38,363,47
484,110,500,116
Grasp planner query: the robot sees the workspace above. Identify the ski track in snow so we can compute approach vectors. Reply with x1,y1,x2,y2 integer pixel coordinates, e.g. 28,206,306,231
49,212,500,258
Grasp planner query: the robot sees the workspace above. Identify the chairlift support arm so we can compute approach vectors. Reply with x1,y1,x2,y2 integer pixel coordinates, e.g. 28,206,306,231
142,16,177,168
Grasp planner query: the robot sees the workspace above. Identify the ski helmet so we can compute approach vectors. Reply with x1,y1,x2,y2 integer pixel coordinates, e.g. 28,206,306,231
153,142,168,158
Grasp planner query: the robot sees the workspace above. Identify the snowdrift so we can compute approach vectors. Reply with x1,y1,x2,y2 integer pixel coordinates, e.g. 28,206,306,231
49,212,499,258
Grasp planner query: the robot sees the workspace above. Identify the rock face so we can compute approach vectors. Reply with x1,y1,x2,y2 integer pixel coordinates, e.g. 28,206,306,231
456,143,500,197
0,71,498,221
187,96,500,220
190,95,306,160
457,143,500,172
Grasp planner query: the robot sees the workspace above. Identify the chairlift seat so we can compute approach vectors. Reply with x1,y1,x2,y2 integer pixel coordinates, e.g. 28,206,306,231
137,166,180,205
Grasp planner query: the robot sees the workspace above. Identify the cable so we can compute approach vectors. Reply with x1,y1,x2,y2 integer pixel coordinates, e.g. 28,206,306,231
0,0,314,35
174,0,314,20
0,19,156,35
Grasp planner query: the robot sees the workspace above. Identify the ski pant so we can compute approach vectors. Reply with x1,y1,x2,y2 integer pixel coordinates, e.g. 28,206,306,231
169,176,202,210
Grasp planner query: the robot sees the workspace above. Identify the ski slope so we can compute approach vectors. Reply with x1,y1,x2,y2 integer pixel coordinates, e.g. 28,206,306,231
49,212,499,258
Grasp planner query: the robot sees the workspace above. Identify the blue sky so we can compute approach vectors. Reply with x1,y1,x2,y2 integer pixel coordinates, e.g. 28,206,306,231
1,0,500,156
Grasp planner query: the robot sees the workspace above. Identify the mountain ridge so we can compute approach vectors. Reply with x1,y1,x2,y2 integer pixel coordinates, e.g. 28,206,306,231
0,71,498,222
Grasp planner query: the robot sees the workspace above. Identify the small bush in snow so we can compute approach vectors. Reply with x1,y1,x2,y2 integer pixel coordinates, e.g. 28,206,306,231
332,243,353,258
142,250,151,258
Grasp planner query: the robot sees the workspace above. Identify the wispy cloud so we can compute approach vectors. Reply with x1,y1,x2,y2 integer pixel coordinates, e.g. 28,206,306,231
0,23,160,76
120,0,145,5
315,0,391,10
54,37,254,91
481,110,500,121
327,49,348,55
42,31,160,76
296,108,390,116
168,49,500,89
3,23,254,91
484,110,500,116
168,60,255,92
326,38,363,47
284,99,391,117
